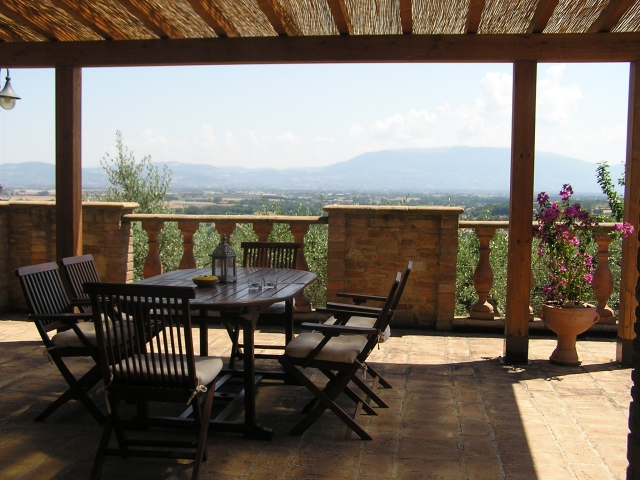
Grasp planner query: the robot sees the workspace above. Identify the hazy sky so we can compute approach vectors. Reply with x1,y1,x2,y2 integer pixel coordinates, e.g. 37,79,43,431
0,62,630,170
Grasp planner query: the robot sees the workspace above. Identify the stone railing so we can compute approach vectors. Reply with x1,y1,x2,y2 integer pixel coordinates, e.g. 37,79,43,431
459,220,620,324
123,213,328,312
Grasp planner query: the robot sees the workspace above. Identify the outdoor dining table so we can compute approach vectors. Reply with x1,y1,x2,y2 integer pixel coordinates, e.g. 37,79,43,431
136,266,317,440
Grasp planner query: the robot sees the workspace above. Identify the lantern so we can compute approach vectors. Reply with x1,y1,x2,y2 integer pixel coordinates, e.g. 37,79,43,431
211,235,237,283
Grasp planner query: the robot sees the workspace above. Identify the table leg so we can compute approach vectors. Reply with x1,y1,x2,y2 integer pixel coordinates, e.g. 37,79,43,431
242,319,273,440
199,316,208,357
285,299,294,345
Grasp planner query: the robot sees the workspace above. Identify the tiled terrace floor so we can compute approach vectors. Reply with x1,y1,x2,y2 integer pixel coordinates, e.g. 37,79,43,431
0,315,632,480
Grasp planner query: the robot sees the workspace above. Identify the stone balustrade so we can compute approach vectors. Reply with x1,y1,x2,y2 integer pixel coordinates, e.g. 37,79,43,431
0,202,621,329
124,213,328,313
460,220,619,323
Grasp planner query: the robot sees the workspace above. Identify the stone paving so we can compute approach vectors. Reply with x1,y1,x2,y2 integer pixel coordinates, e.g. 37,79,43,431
0,315,632,480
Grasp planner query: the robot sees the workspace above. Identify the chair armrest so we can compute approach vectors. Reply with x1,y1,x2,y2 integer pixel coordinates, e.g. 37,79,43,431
336,292,388,305
323,303,382,315
300,322,377,336
29,312,93,324
70,298,91,307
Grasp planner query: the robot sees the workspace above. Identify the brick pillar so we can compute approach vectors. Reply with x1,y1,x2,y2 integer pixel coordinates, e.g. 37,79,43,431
323,205,463,329
2,201,137,313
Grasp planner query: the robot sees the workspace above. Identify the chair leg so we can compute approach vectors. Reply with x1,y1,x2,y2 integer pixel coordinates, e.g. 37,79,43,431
279,358,372,440
90,416,114,480
349,375,389,409
320,370,379,415
192,385,215,480
224,323,241,369
36,362,105,424
365,363,392,389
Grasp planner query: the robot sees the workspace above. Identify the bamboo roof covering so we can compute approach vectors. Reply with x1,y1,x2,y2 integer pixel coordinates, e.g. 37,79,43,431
1,0,640,66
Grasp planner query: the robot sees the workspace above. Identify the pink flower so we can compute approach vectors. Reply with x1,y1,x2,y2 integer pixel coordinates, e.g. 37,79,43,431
537,192,549,206
615,222,635,238
583,274,593,284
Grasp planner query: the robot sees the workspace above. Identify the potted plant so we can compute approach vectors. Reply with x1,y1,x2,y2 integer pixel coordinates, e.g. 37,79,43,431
535,184,633,365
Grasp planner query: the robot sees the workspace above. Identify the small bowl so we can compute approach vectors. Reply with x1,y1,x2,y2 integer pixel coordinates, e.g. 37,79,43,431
192,275,219,287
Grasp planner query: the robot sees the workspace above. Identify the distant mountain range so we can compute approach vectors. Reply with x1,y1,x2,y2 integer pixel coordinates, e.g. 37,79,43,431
0,146,623,195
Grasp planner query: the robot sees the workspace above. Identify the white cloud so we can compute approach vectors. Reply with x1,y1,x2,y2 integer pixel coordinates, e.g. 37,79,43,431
276,131,301,144
370,109,436,139
537,65,584,125
224,131,235,148
349,124,364,138
138,127,168,147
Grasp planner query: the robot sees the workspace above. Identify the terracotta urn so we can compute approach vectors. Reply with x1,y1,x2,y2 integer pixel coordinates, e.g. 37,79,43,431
539,304,599,366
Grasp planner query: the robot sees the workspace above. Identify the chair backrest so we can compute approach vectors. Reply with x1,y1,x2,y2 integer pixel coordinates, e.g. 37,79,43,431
390,261,413,312
359,273,401,360
84,282,198,390
15,262,73,319
60,254,100,300
241,241,302,269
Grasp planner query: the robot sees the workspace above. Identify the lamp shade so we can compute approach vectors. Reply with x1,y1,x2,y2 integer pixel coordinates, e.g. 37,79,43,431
0,75,20,110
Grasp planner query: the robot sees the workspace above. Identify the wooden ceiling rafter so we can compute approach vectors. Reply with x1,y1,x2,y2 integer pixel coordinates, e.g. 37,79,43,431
326,0,351,35
256,0,293,36
49,0,114,40
0,4,58,41
527,0,558,34
587,0,636,33
184,0,237,38
113,0,171,39
466,0,485,34
0,23,30,42
400,0,412,34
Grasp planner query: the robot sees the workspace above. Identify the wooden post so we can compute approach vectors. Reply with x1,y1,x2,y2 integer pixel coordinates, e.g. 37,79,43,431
618,60,640,365
504,60,537,364
55,66,82,260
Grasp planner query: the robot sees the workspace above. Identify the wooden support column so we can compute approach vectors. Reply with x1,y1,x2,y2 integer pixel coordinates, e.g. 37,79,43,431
504,60,537,364
55,66,82,260
617,60,640,365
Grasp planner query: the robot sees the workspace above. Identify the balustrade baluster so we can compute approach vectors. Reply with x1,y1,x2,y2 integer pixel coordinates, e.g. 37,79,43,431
214,221,236,241
290,223,312,312
177,220,199,270
141,220,164,278
253,222,273,241
470,227,496,320
593,234,615,324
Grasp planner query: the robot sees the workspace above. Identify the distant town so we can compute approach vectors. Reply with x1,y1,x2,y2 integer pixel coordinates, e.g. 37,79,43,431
4,187,612,222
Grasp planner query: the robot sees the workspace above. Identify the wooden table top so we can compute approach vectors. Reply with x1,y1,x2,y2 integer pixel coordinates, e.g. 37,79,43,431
136,267,317,310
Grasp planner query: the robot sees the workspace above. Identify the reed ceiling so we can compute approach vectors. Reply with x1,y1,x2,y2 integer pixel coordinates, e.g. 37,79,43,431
0,0,640,66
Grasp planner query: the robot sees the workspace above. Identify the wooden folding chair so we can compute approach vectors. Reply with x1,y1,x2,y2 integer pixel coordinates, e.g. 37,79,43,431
15,262,105,423
318,261,413,393
84,282,223,480
226,241,302,368
278,273,401,440
60,254,101,303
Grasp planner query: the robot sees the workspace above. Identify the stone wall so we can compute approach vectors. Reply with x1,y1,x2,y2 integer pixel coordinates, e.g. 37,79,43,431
323,205,463,330
0,201,137,313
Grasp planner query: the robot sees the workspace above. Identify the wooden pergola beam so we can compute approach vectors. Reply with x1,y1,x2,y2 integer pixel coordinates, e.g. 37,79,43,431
184,0,239,38
587,0,635,33
0,5,57,41
527,0,559,34
1,33,640,67
114,0,170,39
326,0,351,35
400,0,412,35
256,0,294,36
49,0,112,40
55,66,82,261
504,60,537,364
466,0,485,34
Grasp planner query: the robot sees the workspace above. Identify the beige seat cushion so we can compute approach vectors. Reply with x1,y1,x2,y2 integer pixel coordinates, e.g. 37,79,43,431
51,321,98,348
51,318,136,349
113,354,223,387
324,316,391,342
285,332,367,364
